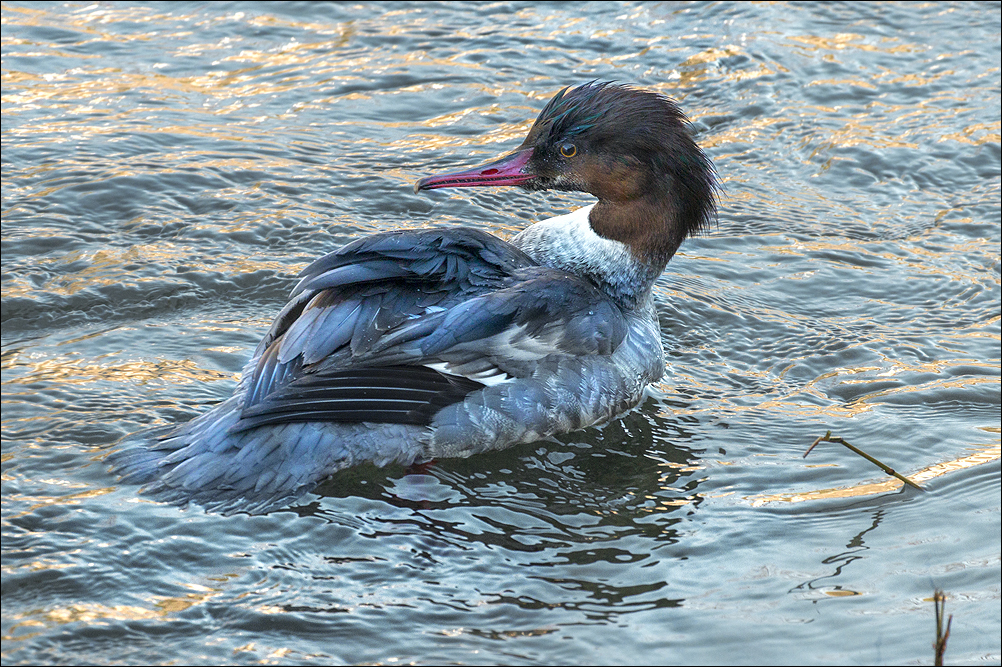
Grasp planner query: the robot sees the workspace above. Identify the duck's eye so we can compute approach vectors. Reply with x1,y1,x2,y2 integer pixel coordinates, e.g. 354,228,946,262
559,143,577,158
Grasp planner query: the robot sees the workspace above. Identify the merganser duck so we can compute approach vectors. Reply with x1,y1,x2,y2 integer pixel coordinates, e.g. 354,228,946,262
109,82,717,514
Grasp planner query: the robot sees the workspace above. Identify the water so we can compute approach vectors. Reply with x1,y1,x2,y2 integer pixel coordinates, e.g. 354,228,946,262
2,1,999,664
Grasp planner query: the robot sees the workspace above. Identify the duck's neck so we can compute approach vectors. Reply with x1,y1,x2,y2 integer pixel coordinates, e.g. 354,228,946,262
511,204,663,311
588,191,691,269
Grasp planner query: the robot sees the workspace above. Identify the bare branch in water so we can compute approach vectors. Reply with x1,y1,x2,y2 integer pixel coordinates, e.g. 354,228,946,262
804,431,924,491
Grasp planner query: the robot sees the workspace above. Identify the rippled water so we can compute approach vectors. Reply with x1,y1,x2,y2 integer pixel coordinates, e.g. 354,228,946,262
2,2,999,664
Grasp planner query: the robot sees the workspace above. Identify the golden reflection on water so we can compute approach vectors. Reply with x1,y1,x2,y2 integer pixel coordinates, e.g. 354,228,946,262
786,33,922,55
1,243,294,302
941,121,1002,146
5,356,235,387
0,2,827,151
8,0,992,185
8,603,161,629
656,366,999,424
2,488,115,521
700,116,791,150
1,585,227,642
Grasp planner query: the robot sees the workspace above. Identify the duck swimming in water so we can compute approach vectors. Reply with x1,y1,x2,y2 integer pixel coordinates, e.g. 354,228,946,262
109,82,718,514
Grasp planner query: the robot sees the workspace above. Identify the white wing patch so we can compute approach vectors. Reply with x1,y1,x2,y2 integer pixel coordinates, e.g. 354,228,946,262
423,361,512,387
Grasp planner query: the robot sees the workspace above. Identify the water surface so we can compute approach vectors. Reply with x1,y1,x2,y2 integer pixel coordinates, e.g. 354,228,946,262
2,2,1000,664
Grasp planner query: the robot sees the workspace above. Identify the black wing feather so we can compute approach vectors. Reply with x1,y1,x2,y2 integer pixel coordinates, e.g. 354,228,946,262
232,365,485,432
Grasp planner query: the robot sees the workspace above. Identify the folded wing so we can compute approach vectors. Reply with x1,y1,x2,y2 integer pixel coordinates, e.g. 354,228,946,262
232,227,629,432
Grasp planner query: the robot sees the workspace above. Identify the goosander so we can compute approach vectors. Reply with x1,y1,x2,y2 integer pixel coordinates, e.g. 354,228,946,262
109,82,717,514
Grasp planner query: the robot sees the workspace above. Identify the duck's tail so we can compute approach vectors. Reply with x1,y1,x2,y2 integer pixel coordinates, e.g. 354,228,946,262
108,396,424,514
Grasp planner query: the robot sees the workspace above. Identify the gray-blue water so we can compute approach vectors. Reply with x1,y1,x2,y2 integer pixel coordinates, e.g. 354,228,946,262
2,2,999,664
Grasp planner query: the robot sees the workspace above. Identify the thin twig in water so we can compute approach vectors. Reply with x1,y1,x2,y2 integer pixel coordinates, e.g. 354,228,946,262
804,431,924,491
934,589,952,666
